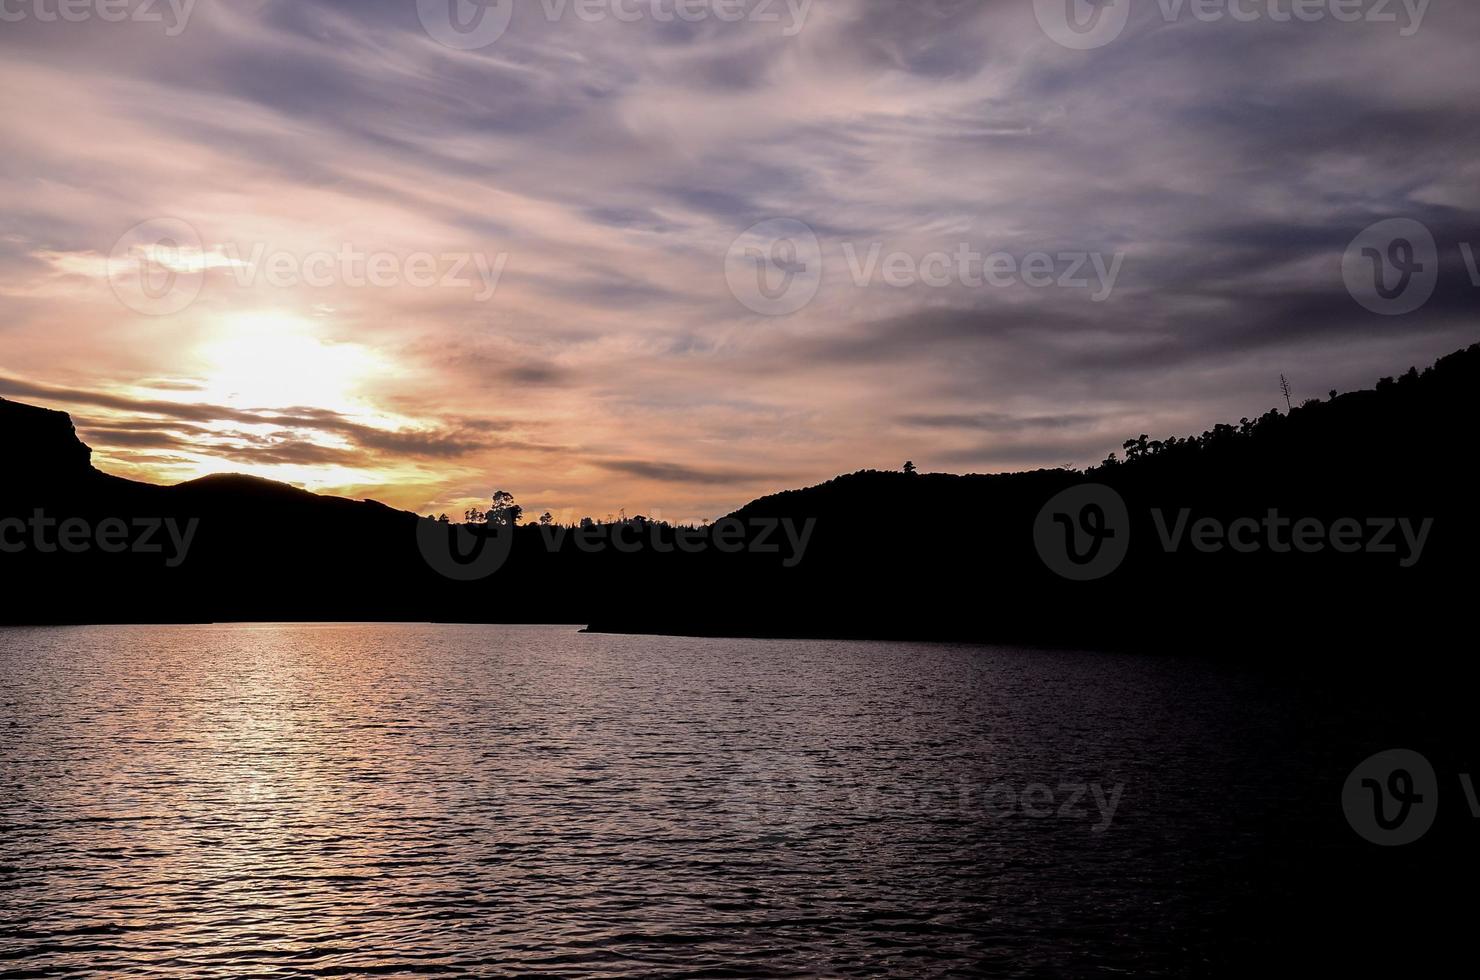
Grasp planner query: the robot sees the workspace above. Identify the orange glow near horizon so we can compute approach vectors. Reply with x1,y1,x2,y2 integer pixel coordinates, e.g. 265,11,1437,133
3,4,1473,526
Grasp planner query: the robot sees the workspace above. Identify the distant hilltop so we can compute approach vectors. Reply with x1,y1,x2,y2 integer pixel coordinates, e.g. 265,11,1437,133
3,341,1478,651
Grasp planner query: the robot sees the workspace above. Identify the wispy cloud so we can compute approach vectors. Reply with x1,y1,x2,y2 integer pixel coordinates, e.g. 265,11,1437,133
2,0,1477,522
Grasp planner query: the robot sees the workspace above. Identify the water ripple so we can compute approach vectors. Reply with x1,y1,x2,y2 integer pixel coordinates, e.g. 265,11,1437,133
0,624,1374,976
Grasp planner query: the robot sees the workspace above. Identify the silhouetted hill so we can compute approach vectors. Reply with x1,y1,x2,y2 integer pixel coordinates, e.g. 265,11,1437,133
592,343,1480,648
3,343,1478,649
1,398,93,484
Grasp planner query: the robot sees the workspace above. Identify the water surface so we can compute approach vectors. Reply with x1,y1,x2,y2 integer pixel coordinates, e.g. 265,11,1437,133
0,624,1430,976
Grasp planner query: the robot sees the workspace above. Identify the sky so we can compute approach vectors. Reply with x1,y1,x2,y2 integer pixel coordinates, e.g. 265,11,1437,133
1,0,1477,523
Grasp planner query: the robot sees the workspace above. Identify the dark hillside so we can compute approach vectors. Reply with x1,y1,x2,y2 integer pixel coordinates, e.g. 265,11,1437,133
4,343,1478,651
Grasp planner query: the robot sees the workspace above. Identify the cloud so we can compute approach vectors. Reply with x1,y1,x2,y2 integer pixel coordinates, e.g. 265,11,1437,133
899,412,1097,433
1,0,1477,520
1,375,503,462
596,460,785,487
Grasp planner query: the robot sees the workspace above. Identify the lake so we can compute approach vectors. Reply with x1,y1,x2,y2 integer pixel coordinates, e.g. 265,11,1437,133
0,624,1465,976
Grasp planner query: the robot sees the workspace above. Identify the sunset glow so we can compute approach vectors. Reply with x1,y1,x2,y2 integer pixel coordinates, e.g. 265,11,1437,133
193,312,388,416
2,3,1476,523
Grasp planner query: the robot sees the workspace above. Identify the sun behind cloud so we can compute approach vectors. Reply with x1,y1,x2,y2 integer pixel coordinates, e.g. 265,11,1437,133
102,310,422,493
193,311,390,417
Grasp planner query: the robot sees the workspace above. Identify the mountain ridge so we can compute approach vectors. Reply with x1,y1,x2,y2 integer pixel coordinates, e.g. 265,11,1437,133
3,341,1478,649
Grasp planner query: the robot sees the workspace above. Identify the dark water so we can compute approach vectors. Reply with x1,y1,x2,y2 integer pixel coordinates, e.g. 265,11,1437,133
0,624,1468,977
